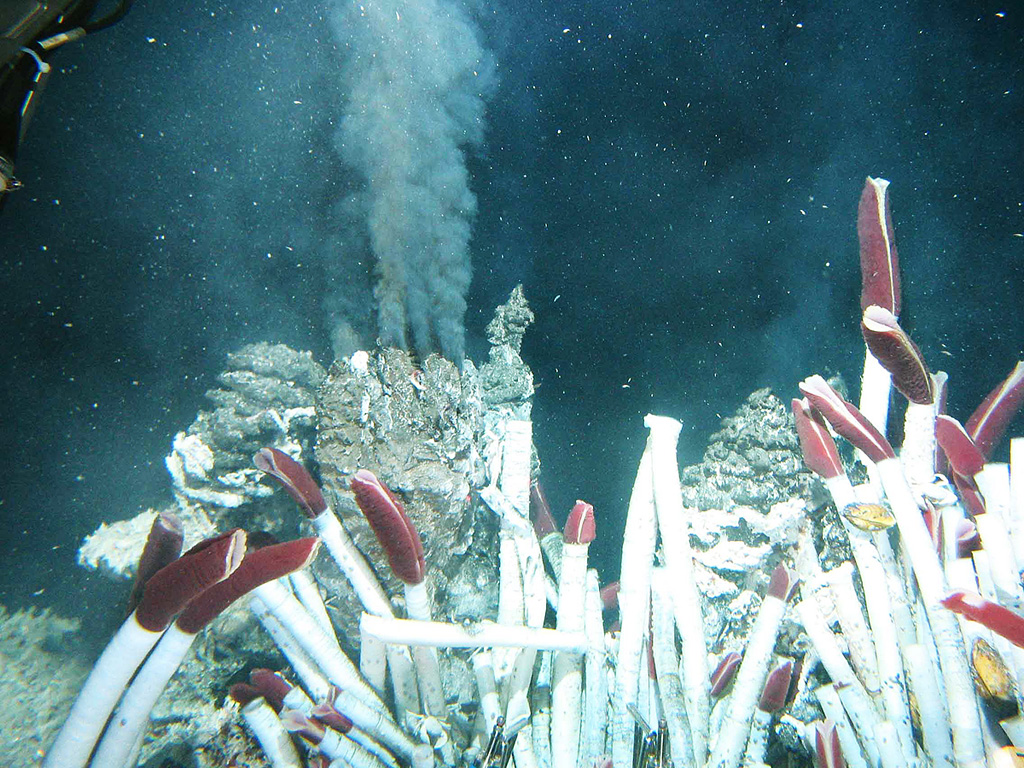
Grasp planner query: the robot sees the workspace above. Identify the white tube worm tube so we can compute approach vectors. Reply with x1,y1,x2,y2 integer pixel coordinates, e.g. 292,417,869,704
241,698,303,768
798,598,881,768
583,569,608,768
42,613,164,768
251,595,332,701
311,508,392,617
706,568,794,768
903,643,955,768
876,458,986,768
472,650,501,735
814,684,868,768
255,579,388,714
650,567,691,768
91,622,198,768
360,614,587,653
551,502,593,768
289,568,337,642
612,441,657,768
645,414,710,763
403,580,447,719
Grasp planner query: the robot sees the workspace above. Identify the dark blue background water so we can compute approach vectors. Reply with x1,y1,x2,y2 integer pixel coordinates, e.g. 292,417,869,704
1,0,1021,621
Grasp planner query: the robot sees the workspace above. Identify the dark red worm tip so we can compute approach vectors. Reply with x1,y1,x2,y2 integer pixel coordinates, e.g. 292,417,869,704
564,500,596,545
127,511,185,615
599,581,620,611
791,398,843,480
966,361,1024,460
350,469,426,585
134,529,247,632
249,668,292,712
530,481,558,537
176,537,320,634
815,720,846,768
254,447,328,519
941,590,1024,649
767,563,799,601
312,698,354,734
759,660,794,712
935,415,986,478
861,306,934,404
709,651,742,698
799,376,896,463
228,682,262,707
857,176,900,316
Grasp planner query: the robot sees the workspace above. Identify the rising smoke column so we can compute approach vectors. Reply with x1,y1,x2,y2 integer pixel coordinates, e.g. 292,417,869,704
329,0,493,363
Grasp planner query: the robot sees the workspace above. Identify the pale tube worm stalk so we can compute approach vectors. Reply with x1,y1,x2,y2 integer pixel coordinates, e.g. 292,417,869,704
360,614,587,652
488,419,544,768
551,501,595,768
532,652,553,768
612,441,657,768
250,595,331,701
875,457,986,768
797,597,882,768
471,650,501,735
706,565,797,768
289,567,337,643
814,684,868,768
900,394,940,490
583,569,608,768
903,643,955,768
645,413,710,764
823,476,913,759
650,567,692,768
239,698,304,768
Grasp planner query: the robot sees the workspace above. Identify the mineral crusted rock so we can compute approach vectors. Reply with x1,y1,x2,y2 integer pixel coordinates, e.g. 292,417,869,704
78,504,217,580
165,342,326,510
0,606,89,768
680,388,817,512
478,284,535,414
314,347,495,628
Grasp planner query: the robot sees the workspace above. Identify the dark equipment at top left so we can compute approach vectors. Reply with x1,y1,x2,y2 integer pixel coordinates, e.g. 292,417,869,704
0,0,134,210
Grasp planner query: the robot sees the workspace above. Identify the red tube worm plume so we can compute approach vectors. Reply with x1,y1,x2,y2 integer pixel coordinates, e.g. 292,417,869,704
282,709,327,746
799,376,896,463
758,660,794,713
935,415,986,478
254,447,328,518
350,469,426,585
791,398,843,479
564,500,596,544
965,361,1024,460
228,682,262,708
814,720,846,768
127,511,185,614
599,581,620,611
953,473,987,518
249,668,293,712
531,480,558,538
767,563,799,601
861,306,934,404
858,176,900,316
176,537,321,634
312,690,354,734
134,529,247,632
941,590,1024,649
921,500,942,553
956,518,981,558
709,651,743,698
